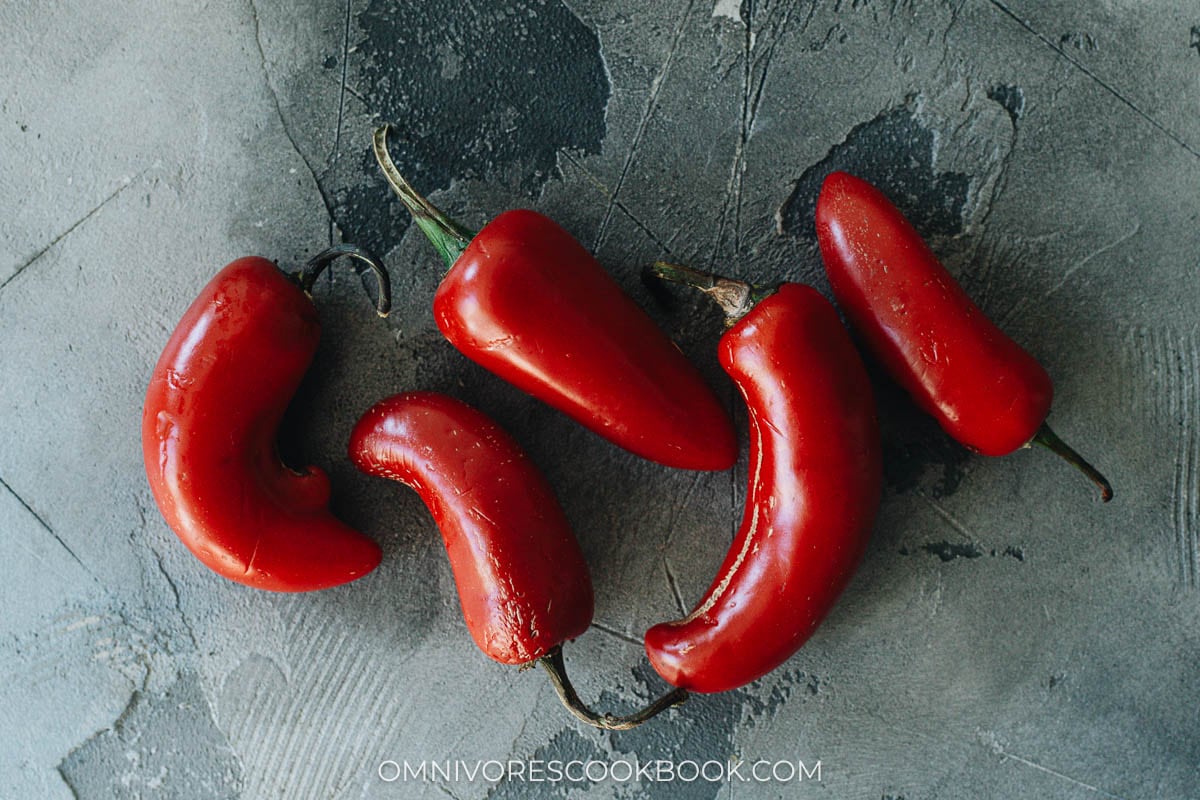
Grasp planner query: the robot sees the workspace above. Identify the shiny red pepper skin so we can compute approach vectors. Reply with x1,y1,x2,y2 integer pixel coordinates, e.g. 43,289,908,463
372,130,736,472
349,392,593,665
432,209,737,471
816,171,1052,456
644,284,881,694
142,257,382,591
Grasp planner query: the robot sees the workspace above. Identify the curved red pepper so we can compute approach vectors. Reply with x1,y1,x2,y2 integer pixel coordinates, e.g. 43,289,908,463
643,271,881,694
142,250,389,591
350,391,686,728
349,391,593,665
815,171,1111,500
372,127,736,472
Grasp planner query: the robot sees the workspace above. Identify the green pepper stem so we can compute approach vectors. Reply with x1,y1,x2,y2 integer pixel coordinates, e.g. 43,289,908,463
647,261,770,325
371,125,474,269
295,244,391,317
537,645,688,731
1032,422,1113,502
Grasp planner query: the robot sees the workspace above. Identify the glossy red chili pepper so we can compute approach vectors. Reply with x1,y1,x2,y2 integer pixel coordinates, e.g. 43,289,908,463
142,246,390,592
815,171,1112,500
371,127,736,472
643,265,882,694
350,392,684,728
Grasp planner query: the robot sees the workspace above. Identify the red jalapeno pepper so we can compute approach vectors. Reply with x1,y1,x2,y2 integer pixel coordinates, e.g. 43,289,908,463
142,246,391,591
643,264,882,694
371,126,736,472
350,391,685,728
815,171,1112,501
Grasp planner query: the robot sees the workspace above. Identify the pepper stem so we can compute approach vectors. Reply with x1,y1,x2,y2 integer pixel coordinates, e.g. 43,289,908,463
295,244,391,317
372,125,474,269
537,645,688,731
648,261,767,325
1032,423,1113,502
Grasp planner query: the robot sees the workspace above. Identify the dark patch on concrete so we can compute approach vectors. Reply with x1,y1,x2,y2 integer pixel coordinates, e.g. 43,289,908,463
1001,545,1025,561
332,0,611,256
59,672,242,799
874,369,970,498
1058,31,1097,52
321,54,337,69
922,541,983,562
485,728,605,799
777,106,971,243
903,542,1024,563
1191,26,1200,56
743,668,821,722
987,84,1025,126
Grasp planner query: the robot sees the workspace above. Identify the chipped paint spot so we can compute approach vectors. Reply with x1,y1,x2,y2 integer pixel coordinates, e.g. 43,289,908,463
712,0,743,25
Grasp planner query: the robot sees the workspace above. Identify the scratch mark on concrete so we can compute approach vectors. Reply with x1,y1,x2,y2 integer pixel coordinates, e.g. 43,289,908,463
987,1,1200,160
999,222,1140,326
663,559,689,617
993,743,1129,799
591,0,697,254
591,619,642,647
920,493,977,542
662,472,705,549
0,474,98,583
342,81,369,108
0,178,134,295
558,148,674,254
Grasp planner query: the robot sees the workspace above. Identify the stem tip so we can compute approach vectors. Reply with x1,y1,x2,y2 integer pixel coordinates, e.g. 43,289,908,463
1032,423,1113,502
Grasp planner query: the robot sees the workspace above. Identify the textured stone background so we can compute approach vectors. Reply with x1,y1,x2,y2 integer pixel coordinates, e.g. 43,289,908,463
2,1,1198,798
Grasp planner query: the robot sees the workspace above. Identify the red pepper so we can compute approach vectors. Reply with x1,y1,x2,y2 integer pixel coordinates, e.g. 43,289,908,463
351,391,685,728
643,265,882,694
371,127,736,472
815,171,1112,500
142,246,390,591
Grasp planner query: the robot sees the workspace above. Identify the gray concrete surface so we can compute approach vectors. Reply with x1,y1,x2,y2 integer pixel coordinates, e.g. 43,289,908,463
1,0,1197,797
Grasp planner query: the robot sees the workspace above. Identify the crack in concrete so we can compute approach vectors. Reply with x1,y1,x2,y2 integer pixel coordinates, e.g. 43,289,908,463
558,148,674,254
661,471,704,550
998,221,1141,327
663,558,689,617
0,179,134,295
0,474,99,583
590,0,697,254
589,619,642,647
988,0,1200,160
711,0,814,265
151,547,198,651
249,0,336,242
329,0,353,170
